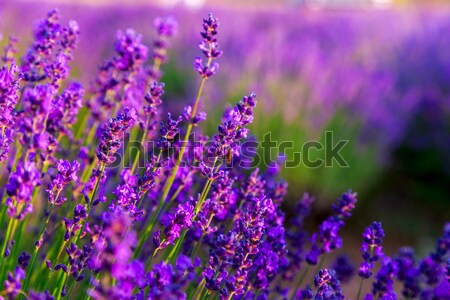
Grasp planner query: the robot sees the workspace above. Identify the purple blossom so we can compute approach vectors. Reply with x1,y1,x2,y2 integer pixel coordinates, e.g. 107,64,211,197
96,107,137,164
2,35,19,63
208,93,257,160
313,269,345,300
47,82,84,138
306,191,358,265
114,29,148,71
156,201,195,250
3,266,25,298
359,222,385,279
332,190,358,221
63,204,87,241
149,16,177,80
18,251,31,270
394,247,421,298
5,160,40,220
146,258,194,299
47,159,80,205
193,14,222,78
142,81,164,137
0,63,21,162
332,255,355,284
368,257,398,300
21,9,79,84
157,113,182,150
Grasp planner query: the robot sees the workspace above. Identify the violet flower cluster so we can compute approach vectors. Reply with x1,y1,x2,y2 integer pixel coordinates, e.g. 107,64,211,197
0,8,448,300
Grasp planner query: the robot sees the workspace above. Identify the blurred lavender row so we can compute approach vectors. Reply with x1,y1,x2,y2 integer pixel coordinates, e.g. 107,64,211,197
1,0,448,228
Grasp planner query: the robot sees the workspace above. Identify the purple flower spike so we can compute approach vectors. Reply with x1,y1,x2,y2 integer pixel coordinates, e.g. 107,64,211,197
208,93,257,161
3,266,26,298
332,190,358,220
114,29,148,72
313,269,345,300
0,63,21,162
150,16,177,79
193,13,222,78
97,107,137,164
158,202,195,250
368,257,398,300
5,160,40,220
18,251,31,269
359,222,385,279
332,255,355,283
394,247,421,298
199,14,222,59
47,159,80,205
306,190,357,265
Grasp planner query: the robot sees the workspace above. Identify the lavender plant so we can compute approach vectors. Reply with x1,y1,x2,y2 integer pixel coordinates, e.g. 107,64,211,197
0,9,448,300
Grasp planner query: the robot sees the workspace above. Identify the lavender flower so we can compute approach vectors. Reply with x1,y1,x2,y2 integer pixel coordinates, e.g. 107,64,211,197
114,29,148,72
156,201,195,250
63,204,87,241
208,93,257,160
96,107,137,164
2,35,19,63
146,256,199,299
394,247,421,298
3,266,25,298
368,257,398,300
193,14,222,78
46,82,84,138
332,255,355,283
149,16,177,80
21,9,79,84
0,63,21,162
306,191,358,265
47,159,80,205
313,269,345,300
18,251,31,270
5,160,40,220
359,222,385,279
142,82,165,138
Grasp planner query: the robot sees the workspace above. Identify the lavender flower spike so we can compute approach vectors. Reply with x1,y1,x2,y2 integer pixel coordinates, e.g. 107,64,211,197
96,107,137,165
5,160,40,220
359,222,385,279
194,13,222,78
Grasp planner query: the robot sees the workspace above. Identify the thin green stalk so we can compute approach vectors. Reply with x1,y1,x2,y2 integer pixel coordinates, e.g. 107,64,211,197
356,278,365,300
9,219,24,270
357,246,374,300
193,278,206,300
22,202,55,292
294,265,310,295
0,217,15,281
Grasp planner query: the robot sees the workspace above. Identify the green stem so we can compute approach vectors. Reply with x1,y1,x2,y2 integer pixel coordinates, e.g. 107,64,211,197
289,265,310,300
193,278,206,300
22,203,55,292
0,217,15,281
356,278,365,300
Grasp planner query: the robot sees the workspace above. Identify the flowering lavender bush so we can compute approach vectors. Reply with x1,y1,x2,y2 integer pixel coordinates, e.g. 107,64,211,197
0,8,448,300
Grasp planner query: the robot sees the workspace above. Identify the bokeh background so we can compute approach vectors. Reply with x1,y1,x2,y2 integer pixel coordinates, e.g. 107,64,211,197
1,0,449,255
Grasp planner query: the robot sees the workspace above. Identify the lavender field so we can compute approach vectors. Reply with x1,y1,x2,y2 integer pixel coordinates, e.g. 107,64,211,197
0,0,449,299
